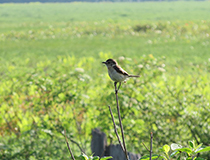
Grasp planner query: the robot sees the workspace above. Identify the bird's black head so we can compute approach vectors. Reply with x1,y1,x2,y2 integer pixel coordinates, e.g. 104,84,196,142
102,59,117,66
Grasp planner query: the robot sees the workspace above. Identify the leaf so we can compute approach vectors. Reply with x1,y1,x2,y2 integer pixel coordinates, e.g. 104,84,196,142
195,158,205,160
58,93,66,101
140,154,162,160
79,154,89,160
176,148,192,154
177,155,181,160
188,140,194,148
163,144,170,153
92,156,100,160
171,143,182,150
195,146,210,153
152,155,165,160
170,150,179,158
140,155,150,160
99,156,112,160
194,143,203,152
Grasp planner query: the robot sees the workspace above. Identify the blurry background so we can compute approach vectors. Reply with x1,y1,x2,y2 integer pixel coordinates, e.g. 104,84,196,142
0,1,210,159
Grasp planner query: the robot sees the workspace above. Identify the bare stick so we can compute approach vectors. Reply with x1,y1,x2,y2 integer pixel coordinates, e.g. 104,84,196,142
150,132,153,160
142,142,150,152
142,133,154,160
114,82,129,160
155,155,160,160
108,105,125,152
61,130,84,152
64,129,76,160
69,138,84,153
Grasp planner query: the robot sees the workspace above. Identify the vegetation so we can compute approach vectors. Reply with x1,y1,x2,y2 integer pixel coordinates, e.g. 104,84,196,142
0,2,210,159
1,0,208,3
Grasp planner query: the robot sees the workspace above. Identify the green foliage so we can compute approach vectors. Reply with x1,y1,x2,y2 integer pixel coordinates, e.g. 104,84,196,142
0,2,210,160
140,154,164,160
0,54,209,159
79,153,112,160
0,2,210,74
159,140,210,160
140,141,210,160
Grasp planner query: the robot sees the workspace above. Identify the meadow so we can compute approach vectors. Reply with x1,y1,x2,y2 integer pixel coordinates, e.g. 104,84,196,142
0,1,210,159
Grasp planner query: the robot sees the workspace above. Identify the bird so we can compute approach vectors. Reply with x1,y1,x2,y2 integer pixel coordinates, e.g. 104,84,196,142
102,58,139,91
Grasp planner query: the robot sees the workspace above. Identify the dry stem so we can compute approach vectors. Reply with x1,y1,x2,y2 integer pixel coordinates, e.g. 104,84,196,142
114,82,129,160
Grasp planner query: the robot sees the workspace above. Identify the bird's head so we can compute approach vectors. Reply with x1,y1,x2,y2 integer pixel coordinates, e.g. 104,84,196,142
102,59,117,67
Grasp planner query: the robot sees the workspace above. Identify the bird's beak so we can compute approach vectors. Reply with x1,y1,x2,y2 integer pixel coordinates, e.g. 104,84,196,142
102,62,106,64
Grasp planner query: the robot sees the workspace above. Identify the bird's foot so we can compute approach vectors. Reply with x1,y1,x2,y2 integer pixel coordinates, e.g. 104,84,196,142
114,82,121,94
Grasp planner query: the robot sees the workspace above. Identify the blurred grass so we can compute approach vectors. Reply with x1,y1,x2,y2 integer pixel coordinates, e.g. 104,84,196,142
1,2,210,24
0,2,210,72
0,2,210,159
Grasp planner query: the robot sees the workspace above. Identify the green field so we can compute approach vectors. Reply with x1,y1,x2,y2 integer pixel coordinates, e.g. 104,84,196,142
0,2,210,159
1,2,210,72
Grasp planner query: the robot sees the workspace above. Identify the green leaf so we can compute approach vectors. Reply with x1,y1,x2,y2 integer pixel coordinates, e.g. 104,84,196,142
163,144,170,153
170,150,179,158
176,148,192,154
195,146,210,153
195,158,205,160
100,157,112,160
140,154,163,160
194,143,203,152
92,156,100,160
58,92,66,101
158,156,167,160
188,141,194,148
79,154,89,160
177,155,181,160
140,155,150,160
152,155,165,160
171,143,182,150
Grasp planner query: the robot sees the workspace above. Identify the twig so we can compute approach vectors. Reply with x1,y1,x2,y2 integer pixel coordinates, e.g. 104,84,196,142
150,132,153,160
70,138,84,153
186,118,200,145
61,130,84,153
142,142,150,152
114,82,130,160
155,155,160,160
142,132,153,160
108,105,125,152
64,129,76,160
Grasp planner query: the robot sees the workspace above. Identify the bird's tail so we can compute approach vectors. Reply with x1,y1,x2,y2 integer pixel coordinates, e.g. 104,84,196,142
128,75,140,78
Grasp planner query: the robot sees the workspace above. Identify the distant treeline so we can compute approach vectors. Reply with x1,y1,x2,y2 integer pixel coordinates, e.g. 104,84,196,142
0,0,206,3
0,0,166,2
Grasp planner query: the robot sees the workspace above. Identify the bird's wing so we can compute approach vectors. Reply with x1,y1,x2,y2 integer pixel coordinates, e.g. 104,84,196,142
113,65,129,76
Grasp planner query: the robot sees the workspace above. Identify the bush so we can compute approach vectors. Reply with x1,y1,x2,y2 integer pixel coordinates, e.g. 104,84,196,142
0,53,209,159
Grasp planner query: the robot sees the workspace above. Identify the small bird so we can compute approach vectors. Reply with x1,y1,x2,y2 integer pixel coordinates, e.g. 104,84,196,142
102,59,139,90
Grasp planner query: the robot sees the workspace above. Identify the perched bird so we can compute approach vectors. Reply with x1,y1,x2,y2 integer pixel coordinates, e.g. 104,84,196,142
102,59,139,90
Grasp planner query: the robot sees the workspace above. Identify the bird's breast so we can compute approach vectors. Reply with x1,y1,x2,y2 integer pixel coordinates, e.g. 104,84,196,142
108,67,127,82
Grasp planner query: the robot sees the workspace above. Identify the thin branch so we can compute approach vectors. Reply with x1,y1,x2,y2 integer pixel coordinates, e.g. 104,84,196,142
186,119,200,145
61,131,84,153
114,82,130,160
70,138,85,153
108,105,125,152
154,155,160,160
64,129,76,160
142,133,154,160
150,132,153,160
3,117,13,133
142,142,150,152
99,149,106,160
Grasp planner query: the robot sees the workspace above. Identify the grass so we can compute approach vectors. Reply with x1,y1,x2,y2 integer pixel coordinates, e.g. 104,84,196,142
0,1,210,159
1,2,210,23
0,2,210,70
